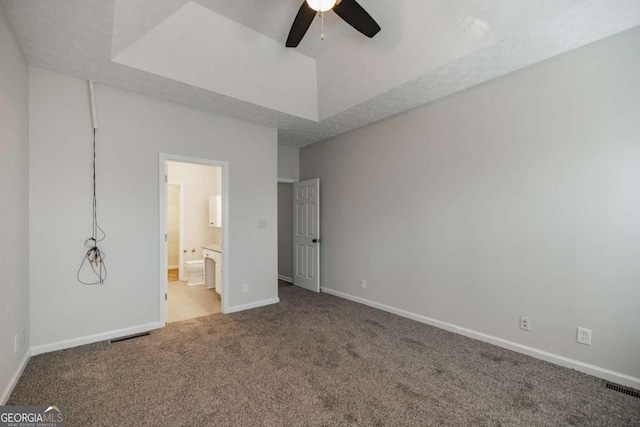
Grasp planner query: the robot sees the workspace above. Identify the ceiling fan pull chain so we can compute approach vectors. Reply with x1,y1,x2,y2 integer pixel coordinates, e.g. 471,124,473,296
321,9,325,40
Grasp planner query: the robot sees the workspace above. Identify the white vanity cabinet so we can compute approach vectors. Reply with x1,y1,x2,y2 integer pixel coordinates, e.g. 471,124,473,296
203,247,222,295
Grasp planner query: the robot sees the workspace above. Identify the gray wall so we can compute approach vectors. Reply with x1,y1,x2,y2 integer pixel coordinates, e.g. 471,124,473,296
277,145,299,181
278,183,293,280
29,68,278,351
0,4,30,403
301,27,640,380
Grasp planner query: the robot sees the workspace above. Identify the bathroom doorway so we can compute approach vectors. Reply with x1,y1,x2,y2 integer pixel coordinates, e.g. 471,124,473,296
166,183,182,282
160,154,229,324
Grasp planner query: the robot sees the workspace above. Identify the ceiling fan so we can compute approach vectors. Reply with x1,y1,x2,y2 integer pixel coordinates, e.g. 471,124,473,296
286,0,381,48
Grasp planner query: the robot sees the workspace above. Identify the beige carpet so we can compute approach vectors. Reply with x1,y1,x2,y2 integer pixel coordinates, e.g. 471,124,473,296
168,280,221,323
8,286,640,426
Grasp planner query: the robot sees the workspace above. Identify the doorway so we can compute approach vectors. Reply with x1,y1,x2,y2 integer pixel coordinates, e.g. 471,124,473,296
166,183,182,282
159,154,230,324
277,181,294,290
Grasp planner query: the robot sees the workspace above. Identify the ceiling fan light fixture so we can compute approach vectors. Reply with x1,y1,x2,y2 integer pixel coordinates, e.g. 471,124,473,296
306,0,336,12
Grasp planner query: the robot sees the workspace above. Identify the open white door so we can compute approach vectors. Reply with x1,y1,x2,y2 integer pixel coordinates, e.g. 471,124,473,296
293,178,320,292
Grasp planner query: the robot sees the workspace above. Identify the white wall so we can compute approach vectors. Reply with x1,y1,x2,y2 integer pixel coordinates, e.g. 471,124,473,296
29,68,278,351
166,184,180,267
277,145,299,181
167,162,219,264
0,4,30,403
301,27,640,382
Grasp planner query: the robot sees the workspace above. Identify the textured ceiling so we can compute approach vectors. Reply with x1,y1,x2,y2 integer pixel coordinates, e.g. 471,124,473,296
3,0,640,147
113,2,320,120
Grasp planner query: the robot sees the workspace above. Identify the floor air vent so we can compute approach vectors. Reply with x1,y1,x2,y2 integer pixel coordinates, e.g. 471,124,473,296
110,332,151,343
605,382,640,399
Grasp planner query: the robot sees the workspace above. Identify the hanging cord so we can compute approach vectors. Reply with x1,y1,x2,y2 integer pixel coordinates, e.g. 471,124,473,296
321,9,325,40
77,128,107,285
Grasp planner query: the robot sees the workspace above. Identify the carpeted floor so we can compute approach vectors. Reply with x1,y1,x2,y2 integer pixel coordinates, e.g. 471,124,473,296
278,279,293,288
9,287,640,426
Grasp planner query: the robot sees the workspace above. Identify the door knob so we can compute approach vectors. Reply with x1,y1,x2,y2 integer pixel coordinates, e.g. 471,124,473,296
312,239,321,243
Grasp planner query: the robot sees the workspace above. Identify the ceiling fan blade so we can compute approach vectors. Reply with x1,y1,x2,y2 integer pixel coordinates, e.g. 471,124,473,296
333,0,381,38
286,1,317,47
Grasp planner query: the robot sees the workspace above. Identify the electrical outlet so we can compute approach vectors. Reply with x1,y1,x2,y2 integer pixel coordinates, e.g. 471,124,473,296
14,334,19,353
360,279,367,289
520,316,530,331
258,219,267,229
577,327,591,345
243,283,249,293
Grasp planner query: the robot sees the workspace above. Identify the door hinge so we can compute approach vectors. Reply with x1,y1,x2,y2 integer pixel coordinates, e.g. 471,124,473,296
165,175,167,183
165,293,167,301
165,234,167,242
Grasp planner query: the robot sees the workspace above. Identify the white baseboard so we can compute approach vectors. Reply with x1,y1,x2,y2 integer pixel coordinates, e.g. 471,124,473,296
320,287,640,390
278,275,293,283
225,297,280,314
1,349,31,405
30,322,164,356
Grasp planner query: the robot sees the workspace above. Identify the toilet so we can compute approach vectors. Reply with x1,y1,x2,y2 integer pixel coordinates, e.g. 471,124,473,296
184,259,204,286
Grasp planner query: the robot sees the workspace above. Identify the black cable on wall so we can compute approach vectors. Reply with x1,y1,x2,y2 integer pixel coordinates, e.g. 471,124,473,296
77,82,107,285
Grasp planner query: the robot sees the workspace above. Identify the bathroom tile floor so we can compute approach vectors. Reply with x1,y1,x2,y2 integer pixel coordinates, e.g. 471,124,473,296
167,279,289,323
167,280,221,323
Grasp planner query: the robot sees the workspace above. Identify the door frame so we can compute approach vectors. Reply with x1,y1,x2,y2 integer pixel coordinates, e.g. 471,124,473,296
159,153,230,324
166,182,184,280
